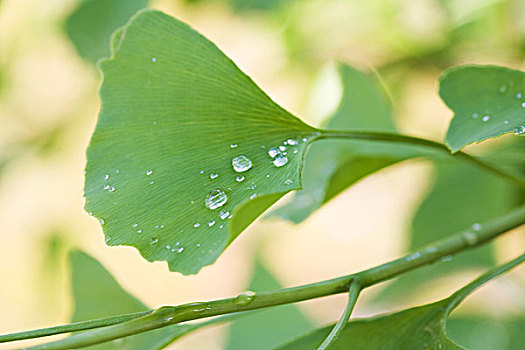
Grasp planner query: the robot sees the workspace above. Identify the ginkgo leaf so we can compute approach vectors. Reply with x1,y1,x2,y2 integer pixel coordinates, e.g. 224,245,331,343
441,65,525,153
84,9,318,274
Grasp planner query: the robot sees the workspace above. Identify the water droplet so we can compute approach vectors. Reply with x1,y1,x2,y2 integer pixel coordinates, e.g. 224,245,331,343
210,173,219,179
462,231,478,245
103,185,110,190
166,245,171,250
137,229,142,234
105,236,111,243
482,115,490,122
196,243,201,247
472,113,479,119
504,120,509,124
440,255,453,262
279,145,286,152
233,291,256,306
150,238,158,245
273,154,288,167
133,223,137,227
155,225,159,229
146,170,153,175
293,149,298,154
232,155,253,173
286,138,298,146
193,223,200,228
149,181,154,185
517,92,523,98
208,220,215,227
153,121,157,125
219,224,224,228
88,211,93,216
230,144,238,148
177,247,184,253
266,174,270,178
205,189,228,210
236,175,245,182
514,126,525,135
99,219,105,225
160,225,164,228
104,174,110,180
284,179,293,185
250,194,257,199
199,170,204,174
115,169,120,173
302,138,308,142
268,147,280,158
471,223,482,231
498,85,508,94
220,210,230,220
151,57,157,62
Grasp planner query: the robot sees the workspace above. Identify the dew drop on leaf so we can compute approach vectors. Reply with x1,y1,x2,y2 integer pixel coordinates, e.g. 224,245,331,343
210,173,219,179
273,154,288,167
233,291,256,306
482,115,490,122
513,126,525,135
286,138,298,146
205,189,228,210
232,155,253,173
146,170,153,175
268,147,280,158
219,210,230,220
236,175,245,182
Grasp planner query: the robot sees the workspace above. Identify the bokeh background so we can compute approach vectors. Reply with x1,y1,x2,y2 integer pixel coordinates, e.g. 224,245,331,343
1,0,524,349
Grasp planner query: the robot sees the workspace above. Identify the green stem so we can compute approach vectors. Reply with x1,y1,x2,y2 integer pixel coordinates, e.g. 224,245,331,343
20,204,525,350
317,279,361,350
0,311,150,343
316,129,525,189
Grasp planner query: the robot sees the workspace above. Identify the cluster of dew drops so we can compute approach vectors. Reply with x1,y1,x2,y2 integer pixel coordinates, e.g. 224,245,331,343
470,82,525,135
203,137,308,216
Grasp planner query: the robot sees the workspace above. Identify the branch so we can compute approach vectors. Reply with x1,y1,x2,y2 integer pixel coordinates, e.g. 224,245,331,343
316,129,525,190
14,204,525,349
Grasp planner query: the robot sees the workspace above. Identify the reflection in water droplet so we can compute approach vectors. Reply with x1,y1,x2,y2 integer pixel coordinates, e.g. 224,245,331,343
273,154,288,167
210,173,219,179
232,155,253,172
268,147,280,158
233,291,256,306
205,189,228,210
220,210,230,220
236,175,245,182
514,126,525,135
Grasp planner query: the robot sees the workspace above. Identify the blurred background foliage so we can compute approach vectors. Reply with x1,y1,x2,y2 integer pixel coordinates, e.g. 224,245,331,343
0,0,524,349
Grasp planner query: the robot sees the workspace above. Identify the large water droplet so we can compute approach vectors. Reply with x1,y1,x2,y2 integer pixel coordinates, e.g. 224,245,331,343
205,189,228,210
273,154,288,167
233,291,256,306
515,126,525,135
232,155,253,172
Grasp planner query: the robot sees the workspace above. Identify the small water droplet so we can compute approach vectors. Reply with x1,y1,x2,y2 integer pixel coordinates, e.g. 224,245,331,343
151,57,157,62
99,219,105,225
266,174,270,177
440,255,453,262
472,113,479,119
236,175,245,182
153,121,157,125
472,223,482,231
88,211,93,216
115,169,120,174
105,236,111,243
230,144,238,148
279,145,286,152
149,181,154,185
109,186,116,192
504,120,509,124
514,126,525,135
166,244,171,250
522,102,525,108
268,147,280,158
284,179,293,185
210,173,219,179
137,229,142,234
104,174,110,180
177,247,184,253
219,224,224,228
155,225,159,229
150,238,158,245
220,210,230,220
199,170,204,174
196,243,201,247
193,223,200,228
233,291,256,306
250,194,257,199
146,170,153,175
293,149,298,154
482,115,490,122
205,189,228,210
208,220,215,227
232,155,253,173
462,231,478,245
273,154,288,167
302,138,308,142
517,92,523,98
498,85,508,94
133,223,137,227
286,138,298,146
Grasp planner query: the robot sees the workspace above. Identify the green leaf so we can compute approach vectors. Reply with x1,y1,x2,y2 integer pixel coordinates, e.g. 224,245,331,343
441,65,525,153
273,64,415,223
374,156,516,303
69,250,198,349
225,259,313,350
85,9,318,274
64,0,148,63
276,300,464,350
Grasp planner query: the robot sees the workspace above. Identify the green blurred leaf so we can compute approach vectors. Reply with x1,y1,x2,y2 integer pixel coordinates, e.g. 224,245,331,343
70,250,199,349
229,0,290,12
65,0,148,63
85,9,318,274
273,64,418,223
440,65,525,152
276,300,464,350
375,157,515,302
225,259,313,349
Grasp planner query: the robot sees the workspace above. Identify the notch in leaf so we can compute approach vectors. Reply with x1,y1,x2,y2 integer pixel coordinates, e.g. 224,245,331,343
84,9,319,274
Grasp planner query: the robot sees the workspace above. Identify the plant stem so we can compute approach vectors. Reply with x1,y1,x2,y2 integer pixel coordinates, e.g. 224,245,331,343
316,129,525,189
0,311,150,343
20,204,525,350
317,279,361,350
